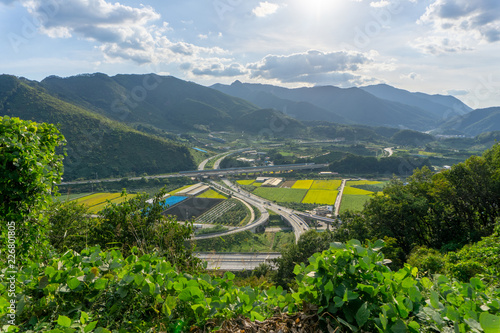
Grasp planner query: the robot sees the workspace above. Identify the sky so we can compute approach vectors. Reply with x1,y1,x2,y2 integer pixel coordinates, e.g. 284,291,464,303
1,0,500,109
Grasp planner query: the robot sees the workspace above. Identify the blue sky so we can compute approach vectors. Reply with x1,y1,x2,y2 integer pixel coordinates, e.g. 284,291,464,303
1,0,500,108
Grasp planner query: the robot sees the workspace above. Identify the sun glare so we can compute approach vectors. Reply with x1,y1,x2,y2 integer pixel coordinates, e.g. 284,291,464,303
295,0,340,18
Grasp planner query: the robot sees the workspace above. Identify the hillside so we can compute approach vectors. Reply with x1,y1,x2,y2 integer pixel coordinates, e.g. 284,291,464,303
0,75,196,180
361,83,472,119
212,81,439,130
40,73,259,132
438,107,500,136
212,81,349,124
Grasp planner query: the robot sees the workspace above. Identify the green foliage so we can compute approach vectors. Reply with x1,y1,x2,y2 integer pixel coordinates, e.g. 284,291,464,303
209,199,248,226
0,247,293,332
293,239,500,332
272,230,336,289
444,228,500,285
391,129,434,146
194,231,294,253
0,116,65,262
407,246,446,276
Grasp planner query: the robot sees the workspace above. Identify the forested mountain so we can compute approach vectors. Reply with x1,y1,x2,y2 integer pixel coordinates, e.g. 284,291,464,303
360,83,471,120
212,81,443,130
39,73,260,132
0,75,196,180
438,107,500,136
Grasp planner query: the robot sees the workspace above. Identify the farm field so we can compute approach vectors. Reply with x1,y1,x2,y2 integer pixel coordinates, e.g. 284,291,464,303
196,189,227,199
253,187,307,203
236,180,255,186
310,180,342,190
339,195,372,213
73,192,137,213
302,190,338,205
292,180,313,189
168,184,194,195
347,180,383,186
342,187,374,195
56,192,92,202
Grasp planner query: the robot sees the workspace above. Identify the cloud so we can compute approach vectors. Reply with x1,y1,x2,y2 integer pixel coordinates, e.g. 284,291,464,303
252,1,280,17
370,1,390,8
21,0,226,64
248,50,371,84
411,35,473,54
447,89,468,96
400,72,421,80
192,63,247,77
419,0,500,45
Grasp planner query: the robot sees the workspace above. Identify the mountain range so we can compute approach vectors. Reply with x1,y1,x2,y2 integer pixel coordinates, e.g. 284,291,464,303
2,72,499,180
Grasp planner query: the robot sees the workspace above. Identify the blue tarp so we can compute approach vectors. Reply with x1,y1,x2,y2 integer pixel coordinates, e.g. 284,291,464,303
192,147,208,153
160,196,188,209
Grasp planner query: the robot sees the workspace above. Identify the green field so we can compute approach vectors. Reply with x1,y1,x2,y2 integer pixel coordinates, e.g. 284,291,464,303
310,180,342,190
346,180,382,186
196,189,227,199
302,189,338,205
253,187,307,203
339,195,372,213
55,192,92,202
292,180,314,189
168,185,193,195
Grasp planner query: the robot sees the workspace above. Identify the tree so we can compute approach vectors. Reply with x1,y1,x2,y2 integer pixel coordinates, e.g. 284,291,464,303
272,229,335,288
0,116,65,261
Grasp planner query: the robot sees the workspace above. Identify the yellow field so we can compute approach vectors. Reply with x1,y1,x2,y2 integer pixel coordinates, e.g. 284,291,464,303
73,193,137,213
237,180,255,186
292,180,314,189
310,180,342,190
346,180,382,186
196,189,227,199
74,193,122,207
342,187,374,195
168,185,193,195
302,190,338,205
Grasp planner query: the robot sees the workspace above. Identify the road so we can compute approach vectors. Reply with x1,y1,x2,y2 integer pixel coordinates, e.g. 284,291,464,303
195,252,281,270
334,179,347,216
197,148,252,170
384,147,394,157
220,178,309,243
60,163,328,186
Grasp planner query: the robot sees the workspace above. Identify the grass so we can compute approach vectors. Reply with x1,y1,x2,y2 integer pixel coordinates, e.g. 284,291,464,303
193,231,295,252
339,195,373,213
55,192,92,202
302,190,338,205
292,180,314,189
237,180,255,186
310,180,342,190
342,187,374,195
253,187,307,203
196,189,227,199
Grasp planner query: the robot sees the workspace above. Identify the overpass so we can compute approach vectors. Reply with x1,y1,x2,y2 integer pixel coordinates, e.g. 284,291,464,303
59,163,329,186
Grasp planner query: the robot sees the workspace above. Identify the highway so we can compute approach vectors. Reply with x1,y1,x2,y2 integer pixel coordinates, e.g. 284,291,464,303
220,178,309,243
60,163,328,186
195,252,281,271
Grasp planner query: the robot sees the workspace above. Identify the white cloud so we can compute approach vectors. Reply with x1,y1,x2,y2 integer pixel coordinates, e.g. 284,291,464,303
247,50,372,85
411,35,473,55
418,0,500,51
192,63,247,77
20,0,228,65
400,72,421,80
252,1,280,18
370,1,390,8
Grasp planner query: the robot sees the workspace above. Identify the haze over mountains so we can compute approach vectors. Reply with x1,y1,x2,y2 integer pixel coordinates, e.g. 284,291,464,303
2,72,500,180
211,81,475,132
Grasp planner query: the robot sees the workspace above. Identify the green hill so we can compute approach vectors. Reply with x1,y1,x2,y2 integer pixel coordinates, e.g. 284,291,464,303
40,73,259,132
0,75,196,180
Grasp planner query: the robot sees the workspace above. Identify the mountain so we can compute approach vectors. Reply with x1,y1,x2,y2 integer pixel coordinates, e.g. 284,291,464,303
212,81,438,130
438,107,500,136
40,73,259,132
360,84,472,120
0,75,196,180
211,81,349,124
